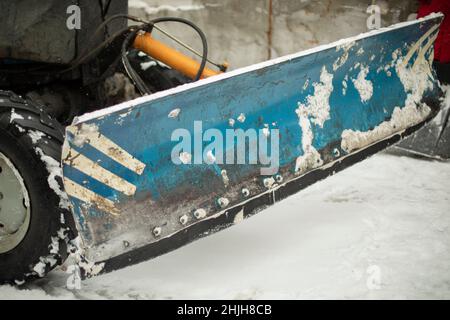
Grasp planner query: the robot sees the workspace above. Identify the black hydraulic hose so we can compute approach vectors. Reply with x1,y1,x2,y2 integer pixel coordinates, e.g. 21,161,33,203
63,15,209,95
67,14,148,69
120,16,209,95
147,16,209,82
61,26,135,73
121,27,152,95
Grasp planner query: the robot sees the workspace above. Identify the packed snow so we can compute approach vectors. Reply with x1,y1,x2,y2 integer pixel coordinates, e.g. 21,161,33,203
341,43,436,154
0,152,449,299
352,65,373,103
295,66,333,174
9,109,24,123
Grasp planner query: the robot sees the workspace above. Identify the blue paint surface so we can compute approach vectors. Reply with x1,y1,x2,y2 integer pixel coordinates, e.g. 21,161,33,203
63,17,443,250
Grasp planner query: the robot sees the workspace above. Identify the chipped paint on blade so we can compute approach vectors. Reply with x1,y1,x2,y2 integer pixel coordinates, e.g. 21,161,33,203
61,15,444,266
66,126,146,175
63,178,119,216
63,148,137,196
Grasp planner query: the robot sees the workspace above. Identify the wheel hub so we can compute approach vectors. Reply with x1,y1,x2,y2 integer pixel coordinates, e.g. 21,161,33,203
0,151,31,254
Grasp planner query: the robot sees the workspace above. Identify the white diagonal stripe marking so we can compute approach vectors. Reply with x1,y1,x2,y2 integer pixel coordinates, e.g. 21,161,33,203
66,125,146,175
63,177,119,216
412,32,439,71
402,24,440,67
63,148,137,196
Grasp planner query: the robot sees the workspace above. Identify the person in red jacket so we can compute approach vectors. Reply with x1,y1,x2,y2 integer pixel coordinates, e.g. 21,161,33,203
418,0,450,83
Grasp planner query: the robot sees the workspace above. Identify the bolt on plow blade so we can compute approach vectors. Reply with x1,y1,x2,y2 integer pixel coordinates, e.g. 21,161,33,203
62,14,444,277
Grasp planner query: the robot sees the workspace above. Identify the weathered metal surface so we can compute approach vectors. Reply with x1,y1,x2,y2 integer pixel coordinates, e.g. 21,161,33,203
62,15,443,272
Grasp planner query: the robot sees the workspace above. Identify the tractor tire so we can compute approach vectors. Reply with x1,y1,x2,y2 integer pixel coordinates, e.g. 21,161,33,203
0,90,74,285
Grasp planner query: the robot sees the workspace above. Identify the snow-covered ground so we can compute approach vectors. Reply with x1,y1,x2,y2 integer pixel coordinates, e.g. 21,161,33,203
1,152,449,299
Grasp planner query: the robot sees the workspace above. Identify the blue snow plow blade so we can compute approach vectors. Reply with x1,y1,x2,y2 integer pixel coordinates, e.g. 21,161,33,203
62,14,444,276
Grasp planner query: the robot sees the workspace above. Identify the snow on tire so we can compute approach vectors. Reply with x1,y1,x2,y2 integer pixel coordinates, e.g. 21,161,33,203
0,90,75,285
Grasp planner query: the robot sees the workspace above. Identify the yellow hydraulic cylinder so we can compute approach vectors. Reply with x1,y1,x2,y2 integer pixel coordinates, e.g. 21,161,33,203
133,32,221,80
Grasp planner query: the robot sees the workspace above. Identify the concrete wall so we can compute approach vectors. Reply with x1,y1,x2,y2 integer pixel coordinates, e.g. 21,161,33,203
129,0,419,70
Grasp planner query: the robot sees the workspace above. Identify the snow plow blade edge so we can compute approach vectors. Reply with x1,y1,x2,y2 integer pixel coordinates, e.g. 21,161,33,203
61,14,444,277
